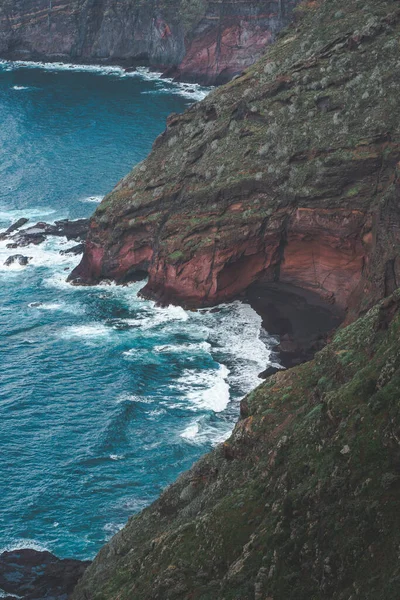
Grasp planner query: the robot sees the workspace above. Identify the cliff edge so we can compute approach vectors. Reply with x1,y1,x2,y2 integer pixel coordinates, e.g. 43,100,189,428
70,0,400,320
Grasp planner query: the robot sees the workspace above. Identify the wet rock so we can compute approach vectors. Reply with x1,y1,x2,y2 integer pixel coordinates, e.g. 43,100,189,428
4,254,30,266
0,218,29,239
2,219,90,249
0,549,90,600
258,366,280,379
60,243,85,256
8,232,47,247
52,220,89,241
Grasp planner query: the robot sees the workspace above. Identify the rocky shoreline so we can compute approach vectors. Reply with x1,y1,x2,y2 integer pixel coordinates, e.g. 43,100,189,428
0,0,300,86
0,218,89,268
2,0,400,598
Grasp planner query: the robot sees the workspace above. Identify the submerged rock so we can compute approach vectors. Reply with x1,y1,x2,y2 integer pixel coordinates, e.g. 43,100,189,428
60,243,85,256
0,549,89,600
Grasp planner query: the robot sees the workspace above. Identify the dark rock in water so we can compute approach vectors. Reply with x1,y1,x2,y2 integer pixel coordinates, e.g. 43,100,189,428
7,232,47,247
2,219,90,249
0,549,90,600
258,365,280,379
0,217,29,239
60,243,85,256
53,220,89,241
4,254,30,266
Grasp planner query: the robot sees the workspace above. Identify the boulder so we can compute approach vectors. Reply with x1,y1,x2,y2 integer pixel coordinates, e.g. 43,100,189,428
4,254,30,266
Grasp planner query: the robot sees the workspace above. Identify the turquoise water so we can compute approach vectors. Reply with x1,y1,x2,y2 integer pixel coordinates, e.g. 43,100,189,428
0,62,275,560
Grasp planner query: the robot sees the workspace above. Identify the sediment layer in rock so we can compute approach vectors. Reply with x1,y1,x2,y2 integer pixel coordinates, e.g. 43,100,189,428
0,0,299,85
70,0,400,320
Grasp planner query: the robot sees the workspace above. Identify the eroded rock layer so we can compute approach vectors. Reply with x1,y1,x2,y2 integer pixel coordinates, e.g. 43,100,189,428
71,0,400,319
0,0,298,84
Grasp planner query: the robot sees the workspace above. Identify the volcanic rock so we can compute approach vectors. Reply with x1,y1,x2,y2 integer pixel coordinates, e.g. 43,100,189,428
0,549,89,600
4,254,30,266
0,218,29,240
72,289,400,599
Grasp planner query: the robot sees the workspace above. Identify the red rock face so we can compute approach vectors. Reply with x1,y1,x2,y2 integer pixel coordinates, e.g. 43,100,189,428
72,207,371,312
70,3,400,320
171,18,274,85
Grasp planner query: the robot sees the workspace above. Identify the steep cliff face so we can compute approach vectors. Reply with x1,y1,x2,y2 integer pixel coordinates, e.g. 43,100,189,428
68,2,400,599
70,0,400,319
72,290,400,600
0,0,298,84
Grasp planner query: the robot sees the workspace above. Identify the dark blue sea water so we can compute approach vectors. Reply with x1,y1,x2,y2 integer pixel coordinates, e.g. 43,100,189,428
0,61,276,561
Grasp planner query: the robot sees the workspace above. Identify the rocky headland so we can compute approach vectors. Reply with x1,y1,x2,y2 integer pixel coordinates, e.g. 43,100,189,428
69,0,400,598
2,0,400,598
0,0,299,85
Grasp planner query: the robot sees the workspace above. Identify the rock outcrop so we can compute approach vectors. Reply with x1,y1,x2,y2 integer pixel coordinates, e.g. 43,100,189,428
0,549,89,599
0,218,89,248
0,0,299,85
70,0,400,322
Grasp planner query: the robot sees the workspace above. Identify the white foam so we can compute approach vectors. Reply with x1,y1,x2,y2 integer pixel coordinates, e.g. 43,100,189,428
0,591,22,599
0,206,56,225
180,418,233,446
59,323,111,341
12,85,30,90
204,301,279,394
0,61,211,101
174,364,230,413
109,454,125,461
154,341,211,354
116,393,153,404
0,538,50,554
80,195,104,204
103,522,125,537
0,235,77,276
180,421,200,440
122,304,189,330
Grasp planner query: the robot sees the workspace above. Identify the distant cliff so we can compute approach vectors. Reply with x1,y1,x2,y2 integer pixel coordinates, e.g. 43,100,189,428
0,0,299,84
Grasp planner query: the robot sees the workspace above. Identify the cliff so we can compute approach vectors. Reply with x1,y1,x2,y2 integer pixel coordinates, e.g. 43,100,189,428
67,1,400,599
70,0,400,321
0,0,298,84
72,289,400,600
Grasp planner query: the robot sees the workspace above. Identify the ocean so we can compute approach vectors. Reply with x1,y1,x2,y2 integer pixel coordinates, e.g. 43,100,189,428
0,61,277,560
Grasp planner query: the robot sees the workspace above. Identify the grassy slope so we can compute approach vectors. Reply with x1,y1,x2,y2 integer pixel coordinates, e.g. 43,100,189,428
73,291,400,599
